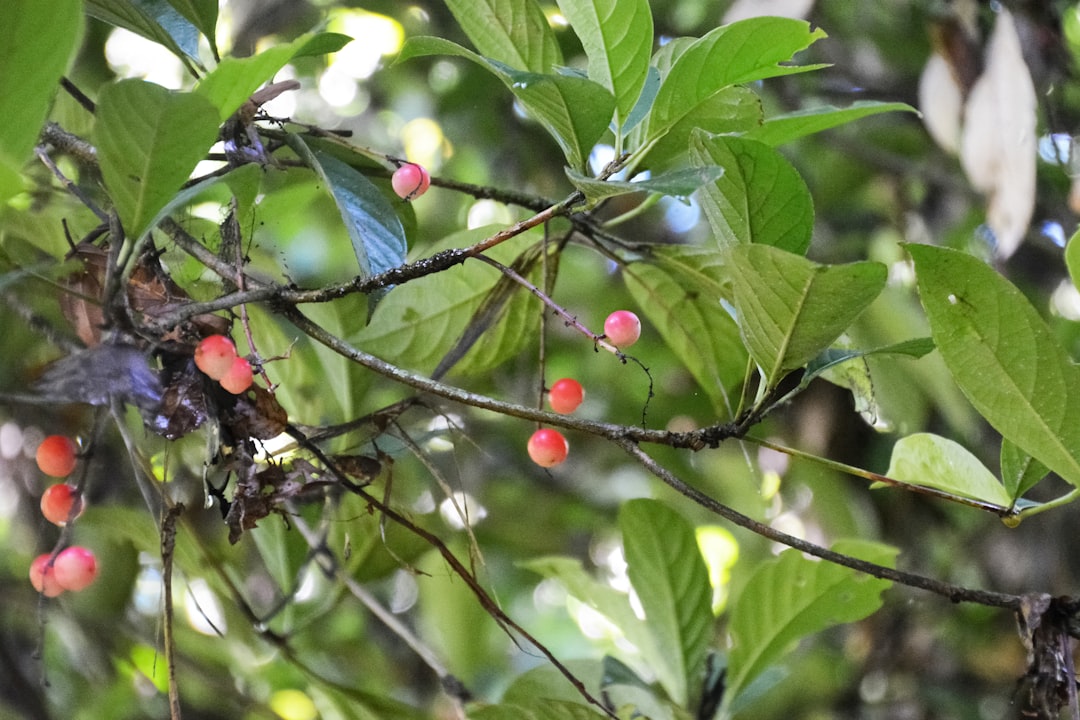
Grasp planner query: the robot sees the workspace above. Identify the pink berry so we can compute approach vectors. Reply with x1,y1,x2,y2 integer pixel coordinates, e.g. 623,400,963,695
603,310,641,347
391,163,431,200
548,378,584,414
219,356,253,394
194,334,237,380
53,546,98,592
29,554,65,597
527,428,569,468
40,483,84,526
36,435,78,478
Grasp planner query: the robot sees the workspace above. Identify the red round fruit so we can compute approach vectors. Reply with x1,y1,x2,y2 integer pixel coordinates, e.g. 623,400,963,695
548,378,585,414
527,428,569,468
219,356,254,394
36,435,78,478
40,483,84,526
194,334,238,380
391,163,431,200
603,310,641,347
29,554,65,597
53,546,98,592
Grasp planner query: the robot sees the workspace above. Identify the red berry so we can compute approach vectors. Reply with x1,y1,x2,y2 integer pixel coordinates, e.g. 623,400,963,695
527,428,569,468
603,310,641,347
40,483,84,526
29,554,64,597
53,546,98,592
219,356,254,394
194,335,237,380
36,435,78,478
391,163,431,200
548,378,585,414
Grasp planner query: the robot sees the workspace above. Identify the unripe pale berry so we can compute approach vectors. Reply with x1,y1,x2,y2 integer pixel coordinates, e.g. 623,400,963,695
53,546,98,592
603,310,641,347
40,483,84,526
548,378,584,414
194,334,237,380
29,554,65,597
219,356,254,394
391,163,431,200
36,435,78,478
527,428,569,467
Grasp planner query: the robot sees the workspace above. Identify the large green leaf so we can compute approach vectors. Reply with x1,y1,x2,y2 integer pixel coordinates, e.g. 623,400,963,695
646,17,826,145
94,80,221,238
398,37,613,169
85,0,201,65
623,252,747,416
445,0,561,72
908,243,1080,488
637,85,762,172
620,499,713,706
287,135,407,280
690,131,813,254
555,0,653,128
746,101,918,147
886,433,1012,506
0,0,82,203
729,245,887,386
196,33,352,121
723,540,895,714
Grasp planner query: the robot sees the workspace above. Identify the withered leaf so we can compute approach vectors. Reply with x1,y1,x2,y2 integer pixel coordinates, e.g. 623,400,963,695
149,355,211,440
328,454,382,483
225,460,271,544
224,385,288,440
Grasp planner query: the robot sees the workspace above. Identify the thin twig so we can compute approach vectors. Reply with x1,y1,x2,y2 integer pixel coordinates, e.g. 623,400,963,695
617,438,1023,610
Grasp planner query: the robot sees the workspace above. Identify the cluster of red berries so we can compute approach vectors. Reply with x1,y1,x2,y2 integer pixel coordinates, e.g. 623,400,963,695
391,162,431,201
527,310,642,468
30,435,98,597
195,335,253,394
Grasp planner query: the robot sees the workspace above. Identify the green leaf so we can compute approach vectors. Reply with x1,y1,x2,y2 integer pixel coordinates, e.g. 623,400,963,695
398,37,613,169
471,701,607,720
729,244,887,386
1000,439,1048,502
908,243,1080,488
746,101,918,147
555,0,653,128
85,0,201,66
351,228,537,374
620,499,713,706
445,0,561,72
805,338,935,428
565,165,724,204
94,80,221,238
637,85,762,172
197,33,351,121
1065,225,1080,293
646,17,827,145
886,433,1012,506
521,555,660,677
166,0,219,57
690,131,813,254
723,540,895,712
287,135,407,280
0,0,82,203
623,251,747,416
